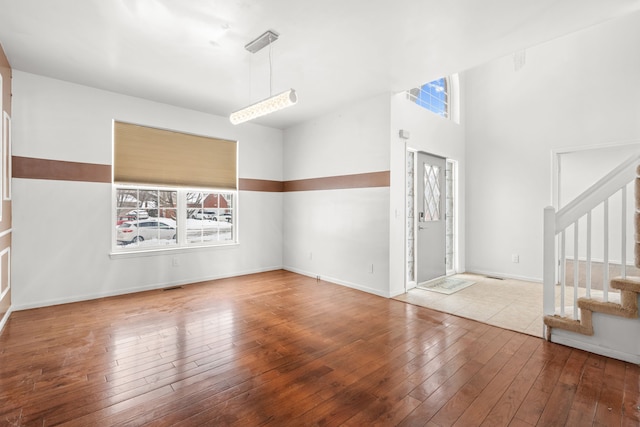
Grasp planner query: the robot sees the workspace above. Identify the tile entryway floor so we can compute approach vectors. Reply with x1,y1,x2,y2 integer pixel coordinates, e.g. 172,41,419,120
394,273,545,337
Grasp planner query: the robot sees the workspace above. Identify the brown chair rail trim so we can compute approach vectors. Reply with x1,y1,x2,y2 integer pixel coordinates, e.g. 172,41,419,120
13,156,112,183
239,178,284,192
12,157,391,191
284,171,390,192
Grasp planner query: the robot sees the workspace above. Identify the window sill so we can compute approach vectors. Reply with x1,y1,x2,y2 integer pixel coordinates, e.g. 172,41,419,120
109,242,239,259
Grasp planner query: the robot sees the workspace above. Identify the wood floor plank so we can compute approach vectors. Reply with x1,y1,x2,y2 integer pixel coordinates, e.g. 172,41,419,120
397,329,515,426
479,340,545,427
592,356,626,426
337,328,472,426
559,354,604,426
406,327,508,403
512,341,572,425
622,363,640,425
425,332,527,426
451,335,538,426
0,270,637,426
512,387,551,426
535,349,589,427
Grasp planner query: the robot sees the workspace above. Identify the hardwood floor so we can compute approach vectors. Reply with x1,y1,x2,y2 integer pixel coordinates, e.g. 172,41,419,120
0,270,638,426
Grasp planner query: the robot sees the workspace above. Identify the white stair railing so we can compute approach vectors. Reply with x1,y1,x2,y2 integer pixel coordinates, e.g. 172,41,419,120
543,152,640,326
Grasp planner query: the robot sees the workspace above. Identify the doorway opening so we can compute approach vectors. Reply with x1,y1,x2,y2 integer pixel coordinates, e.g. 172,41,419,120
400,151,543,336
406,150,457,291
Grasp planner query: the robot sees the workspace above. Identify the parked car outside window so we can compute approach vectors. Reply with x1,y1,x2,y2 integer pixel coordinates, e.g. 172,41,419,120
219,213,232,223
126,209,149,219
116,218,176,245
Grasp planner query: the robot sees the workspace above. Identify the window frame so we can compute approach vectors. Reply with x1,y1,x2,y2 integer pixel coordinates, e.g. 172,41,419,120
405,74,460,123
183,190,236,246
407,77,448,118
111,184,238,255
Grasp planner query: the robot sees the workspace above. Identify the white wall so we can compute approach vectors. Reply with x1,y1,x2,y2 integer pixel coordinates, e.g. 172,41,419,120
11,71,284,309
283,94,391,296
389,90,466,296
464,11,640,282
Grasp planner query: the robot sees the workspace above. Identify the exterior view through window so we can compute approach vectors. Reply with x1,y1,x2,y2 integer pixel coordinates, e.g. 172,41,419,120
406,77,449,118
186,191,234,244
116,188,177,247
115,188,235,249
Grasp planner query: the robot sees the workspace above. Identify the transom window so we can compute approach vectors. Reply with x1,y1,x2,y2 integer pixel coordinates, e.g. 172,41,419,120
406,77,449,118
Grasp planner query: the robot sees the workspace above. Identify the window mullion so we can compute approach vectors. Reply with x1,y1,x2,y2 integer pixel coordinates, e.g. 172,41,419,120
177,189,187,246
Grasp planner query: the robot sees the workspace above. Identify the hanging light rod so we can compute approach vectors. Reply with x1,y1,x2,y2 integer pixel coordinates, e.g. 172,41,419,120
230,29,298,125
230,89,297,125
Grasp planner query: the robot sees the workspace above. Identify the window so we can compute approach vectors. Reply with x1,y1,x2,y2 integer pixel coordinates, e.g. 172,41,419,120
115,186,236,249
116,188,178,248
445,160,455,272
186,191,234,244
113,122,237,251
406,77,449,118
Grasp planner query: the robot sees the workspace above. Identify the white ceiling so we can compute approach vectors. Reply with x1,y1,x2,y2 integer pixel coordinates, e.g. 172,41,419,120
1,0,639,129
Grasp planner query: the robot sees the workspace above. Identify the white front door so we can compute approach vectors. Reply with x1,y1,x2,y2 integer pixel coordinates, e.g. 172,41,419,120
416,152,446,283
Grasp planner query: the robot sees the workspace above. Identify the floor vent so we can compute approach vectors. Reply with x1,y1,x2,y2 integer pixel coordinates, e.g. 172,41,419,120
485,276,504,280
163,286,183,291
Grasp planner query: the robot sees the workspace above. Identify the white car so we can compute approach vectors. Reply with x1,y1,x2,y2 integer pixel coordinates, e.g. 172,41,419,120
191,209,217,220
117,218,176,245
192,212,214,220
126,209,149,219
218,213,232,223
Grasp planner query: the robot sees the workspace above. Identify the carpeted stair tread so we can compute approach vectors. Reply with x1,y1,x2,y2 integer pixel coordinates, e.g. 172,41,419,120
545,277,639,336
544,309,593,337
577,296,638,318
611,276,640,293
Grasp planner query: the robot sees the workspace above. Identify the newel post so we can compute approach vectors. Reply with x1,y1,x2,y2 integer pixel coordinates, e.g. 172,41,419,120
543,206,556,318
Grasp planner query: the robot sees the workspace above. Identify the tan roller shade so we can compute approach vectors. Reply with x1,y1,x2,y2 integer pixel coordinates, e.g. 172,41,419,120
114,121,237,189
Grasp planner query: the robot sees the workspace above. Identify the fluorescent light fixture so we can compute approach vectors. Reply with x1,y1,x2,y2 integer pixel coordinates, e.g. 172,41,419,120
229,89,297,125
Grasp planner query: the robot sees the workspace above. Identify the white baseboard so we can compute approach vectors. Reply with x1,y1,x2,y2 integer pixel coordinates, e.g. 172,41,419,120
0,306,13,333
283,266,391,298
13,266,284,311
551,333,640,364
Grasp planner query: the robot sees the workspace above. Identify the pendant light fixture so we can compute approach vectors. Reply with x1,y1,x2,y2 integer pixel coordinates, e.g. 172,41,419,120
230,30,298,125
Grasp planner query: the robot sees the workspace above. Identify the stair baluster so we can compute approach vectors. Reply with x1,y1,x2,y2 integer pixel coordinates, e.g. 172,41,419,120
543,155,640,357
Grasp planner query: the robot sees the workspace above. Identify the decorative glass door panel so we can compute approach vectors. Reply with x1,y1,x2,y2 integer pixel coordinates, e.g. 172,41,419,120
423,163,441,221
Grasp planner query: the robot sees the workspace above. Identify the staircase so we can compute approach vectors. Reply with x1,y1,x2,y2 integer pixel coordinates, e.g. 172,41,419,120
542,154,640,364
543,276,640,337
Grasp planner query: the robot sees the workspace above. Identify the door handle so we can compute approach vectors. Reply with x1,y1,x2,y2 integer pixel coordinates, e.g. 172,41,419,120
419,225,427,230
